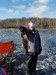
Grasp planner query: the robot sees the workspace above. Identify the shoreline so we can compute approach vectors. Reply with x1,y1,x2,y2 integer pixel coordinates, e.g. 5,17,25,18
0,27,56,30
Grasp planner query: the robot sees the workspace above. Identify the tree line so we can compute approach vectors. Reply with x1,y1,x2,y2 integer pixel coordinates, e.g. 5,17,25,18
0,18,56,28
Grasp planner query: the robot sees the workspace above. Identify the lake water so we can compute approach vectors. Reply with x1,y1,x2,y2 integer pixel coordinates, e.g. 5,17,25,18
0,28,56,75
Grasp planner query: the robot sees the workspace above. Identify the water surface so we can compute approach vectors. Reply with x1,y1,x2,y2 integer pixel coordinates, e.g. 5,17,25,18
0,28,56,75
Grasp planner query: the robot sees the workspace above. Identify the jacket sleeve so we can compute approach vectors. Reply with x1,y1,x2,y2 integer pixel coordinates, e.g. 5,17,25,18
38,32,42,54
35,31,42,55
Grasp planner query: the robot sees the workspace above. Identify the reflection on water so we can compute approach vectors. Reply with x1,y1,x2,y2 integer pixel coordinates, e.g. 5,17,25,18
0,28,56,75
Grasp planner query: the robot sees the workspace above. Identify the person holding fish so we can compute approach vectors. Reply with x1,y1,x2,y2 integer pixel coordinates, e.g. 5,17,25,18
19,21,42,75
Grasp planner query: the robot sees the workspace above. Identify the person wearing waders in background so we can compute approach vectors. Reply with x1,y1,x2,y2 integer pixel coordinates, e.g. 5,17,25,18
21,21,42,75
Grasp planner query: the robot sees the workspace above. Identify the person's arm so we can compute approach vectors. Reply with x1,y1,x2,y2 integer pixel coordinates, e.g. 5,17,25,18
35,31,42,55
39,33,42,51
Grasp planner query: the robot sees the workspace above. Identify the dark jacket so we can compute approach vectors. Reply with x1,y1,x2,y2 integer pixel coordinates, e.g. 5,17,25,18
27,30,42,55
20,26,42,55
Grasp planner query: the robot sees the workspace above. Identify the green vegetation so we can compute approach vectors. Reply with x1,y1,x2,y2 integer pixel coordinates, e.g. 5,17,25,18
0,18,56,28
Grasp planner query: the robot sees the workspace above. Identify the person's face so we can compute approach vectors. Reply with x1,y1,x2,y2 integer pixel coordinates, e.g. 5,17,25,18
29,26,35,31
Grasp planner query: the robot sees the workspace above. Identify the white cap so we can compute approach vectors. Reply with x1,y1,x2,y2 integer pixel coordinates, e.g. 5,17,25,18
28,21,35,30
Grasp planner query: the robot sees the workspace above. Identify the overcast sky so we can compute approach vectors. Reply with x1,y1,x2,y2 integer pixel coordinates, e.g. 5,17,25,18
0,0,56,19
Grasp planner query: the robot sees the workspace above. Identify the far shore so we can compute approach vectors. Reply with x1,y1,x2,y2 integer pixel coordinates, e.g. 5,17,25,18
0,27,56,30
